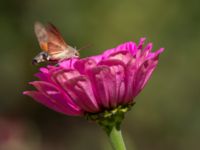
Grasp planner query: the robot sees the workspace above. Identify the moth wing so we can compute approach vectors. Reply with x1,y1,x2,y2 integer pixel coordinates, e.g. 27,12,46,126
34,22,68,54
47,42,66,55
34,22,49,52
45,23,68,55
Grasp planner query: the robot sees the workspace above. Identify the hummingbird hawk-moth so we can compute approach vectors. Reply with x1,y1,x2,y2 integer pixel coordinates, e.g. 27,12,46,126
32,22,79,64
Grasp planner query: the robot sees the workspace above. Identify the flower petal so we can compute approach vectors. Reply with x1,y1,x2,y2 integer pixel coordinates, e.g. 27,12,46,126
53,72,100,113
137,37,146,50
29,81,83,115
74,58,97,74
88,60,125,108
59,58,78,69
98,60,126,106
148,48,164,60
115,41,137,55
105,50,133,65
124,60,138,104
102,42,137,59
142,43,153,58
87,66,116,108
23,91,83,116
125,59,158,104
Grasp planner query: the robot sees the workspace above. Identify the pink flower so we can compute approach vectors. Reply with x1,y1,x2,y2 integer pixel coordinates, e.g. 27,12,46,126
23,38,164,116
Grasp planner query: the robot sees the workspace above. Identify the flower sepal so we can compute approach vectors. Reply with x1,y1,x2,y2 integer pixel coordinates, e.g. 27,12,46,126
86,102,135,134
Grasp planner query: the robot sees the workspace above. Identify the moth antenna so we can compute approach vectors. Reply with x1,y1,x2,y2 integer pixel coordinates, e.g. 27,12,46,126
78,43,93,51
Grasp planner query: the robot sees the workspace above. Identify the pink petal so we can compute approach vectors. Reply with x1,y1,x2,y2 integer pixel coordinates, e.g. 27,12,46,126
104,50,133,65
74,58,97,74
29,81,82,115
90,54,103,63
128,59,158,103
124,60,138,104
23,91,83,116
137,37,146,50
102,42,137,59
148,48,164,60
54,73,100,113
87,65,116,108
115,41,136,52
59,58,79,69
98,60,126,106
142,43,153,57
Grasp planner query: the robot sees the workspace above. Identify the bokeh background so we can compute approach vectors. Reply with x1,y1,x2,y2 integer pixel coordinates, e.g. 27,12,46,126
0,0,200,150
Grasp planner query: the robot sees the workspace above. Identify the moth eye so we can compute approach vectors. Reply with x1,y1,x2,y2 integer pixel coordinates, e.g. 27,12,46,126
42,53,46,57
32,59,38,65
75,51,79,56
41,52,48,59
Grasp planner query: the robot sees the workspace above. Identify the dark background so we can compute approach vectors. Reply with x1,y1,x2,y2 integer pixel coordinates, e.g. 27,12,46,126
0,0,200,150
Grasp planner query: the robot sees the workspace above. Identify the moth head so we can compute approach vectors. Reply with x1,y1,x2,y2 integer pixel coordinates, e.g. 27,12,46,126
32,52,49,65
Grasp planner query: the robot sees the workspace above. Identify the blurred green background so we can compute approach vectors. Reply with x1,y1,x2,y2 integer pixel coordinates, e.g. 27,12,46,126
0,0,200,150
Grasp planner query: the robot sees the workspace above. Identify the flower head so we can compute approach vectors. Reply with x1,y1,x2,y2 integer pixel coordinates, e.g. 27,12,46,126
23,38,164,116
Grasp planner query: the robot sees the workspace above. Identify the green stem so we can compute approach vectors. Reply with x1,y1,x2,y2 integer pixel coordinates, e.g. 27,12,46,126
108,126,126,150
86,103,135,150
